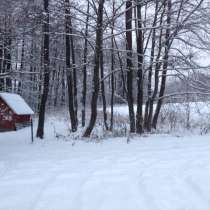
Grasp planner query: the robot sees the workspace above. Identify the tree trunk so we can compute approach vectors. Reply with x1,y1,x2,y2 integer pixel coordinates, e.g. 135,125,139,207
5,37,12,92
114,38,127,100
49,43,58,107
83,0,105,137
0,42,3,91
36,0,50,139
126,0,135,133
54,65,61,107
152,0,172,129
135,1,144,134
110,0,115,131
100,48,109,131
81,1,90,127
18,33,25,94
65,0,77,132
69,15,78,126
144,1,159,131
61,66,66,106
147,4,166,131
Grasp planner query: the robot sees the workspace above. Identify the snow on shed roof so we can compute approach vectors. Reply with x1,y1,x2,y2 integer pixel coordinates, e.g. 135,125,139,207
0,92,34,115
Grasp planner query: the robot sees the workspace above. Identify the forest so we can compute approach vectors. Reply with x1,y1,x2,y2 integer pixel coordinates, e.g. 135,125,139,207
0,0,210,138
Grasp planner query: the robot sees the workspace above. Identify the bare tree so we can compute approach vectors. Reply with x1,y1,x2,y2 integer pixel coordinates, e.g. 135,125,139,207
126,0,135,133
81,1,90,127
83,0,105,137
152,0,172,129
65,0,77,132
36,0,50,139
135,0,144,134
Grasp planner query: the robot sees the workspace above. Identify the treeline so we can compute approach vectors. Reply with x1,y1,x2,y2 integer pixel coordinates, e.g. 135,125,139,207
0,0,209,138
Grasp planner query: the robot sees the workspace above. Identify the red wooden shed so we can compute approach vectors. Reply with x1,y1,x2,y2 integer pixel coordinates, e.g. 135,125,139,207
0,92,34,131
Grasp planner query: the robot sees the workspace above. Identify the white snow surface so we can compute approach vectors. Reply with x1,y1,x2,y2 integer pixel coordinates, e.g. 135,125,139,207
1,119,210,210
0,92,34,115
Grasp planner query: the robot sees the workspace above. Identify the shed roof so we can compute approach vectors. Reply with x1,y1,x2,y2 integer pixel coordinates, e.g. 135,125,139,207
0,92,34,115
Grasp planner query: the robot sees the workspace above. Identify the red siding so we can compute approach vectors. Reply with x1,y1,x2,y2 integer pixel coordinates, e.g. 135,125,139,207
14,114,31,122
0,98,16,130
0,97,31,131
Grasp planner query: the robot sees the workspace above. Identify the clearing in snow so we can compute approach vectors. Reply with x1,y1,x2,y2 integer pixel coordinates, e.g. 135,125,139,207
0,121,210,210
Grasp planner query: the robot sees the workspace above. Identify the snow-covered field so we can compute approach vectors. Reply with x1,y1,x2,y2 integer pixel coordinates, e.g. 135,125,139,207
1,119,210,210
104,102,210,134
109,101,210,119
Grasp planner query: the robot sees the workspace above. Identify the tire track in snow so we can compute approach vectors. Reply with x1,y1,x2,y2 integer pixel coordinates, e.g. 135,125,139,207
137,175,161,210
71,156,132,210
184,176,210,207
62,157,114,210
134,158,163,210
0,160,17,178
167,157,210,210
175,146,210,209
30,169,61,210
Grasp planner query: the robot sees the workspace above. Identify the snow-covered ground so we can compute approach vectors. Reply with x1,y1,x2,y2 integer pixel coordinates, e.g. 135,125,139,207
1,119,210,210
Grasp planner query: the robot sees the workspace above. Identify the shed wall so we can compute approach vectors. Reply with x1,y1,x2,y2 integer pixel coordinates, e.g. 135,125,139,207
0,98,16,131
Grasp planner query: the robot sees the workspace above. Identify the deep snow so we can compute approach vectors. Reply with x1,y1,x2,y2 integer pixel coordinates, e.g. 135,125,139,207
1,120,210,210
